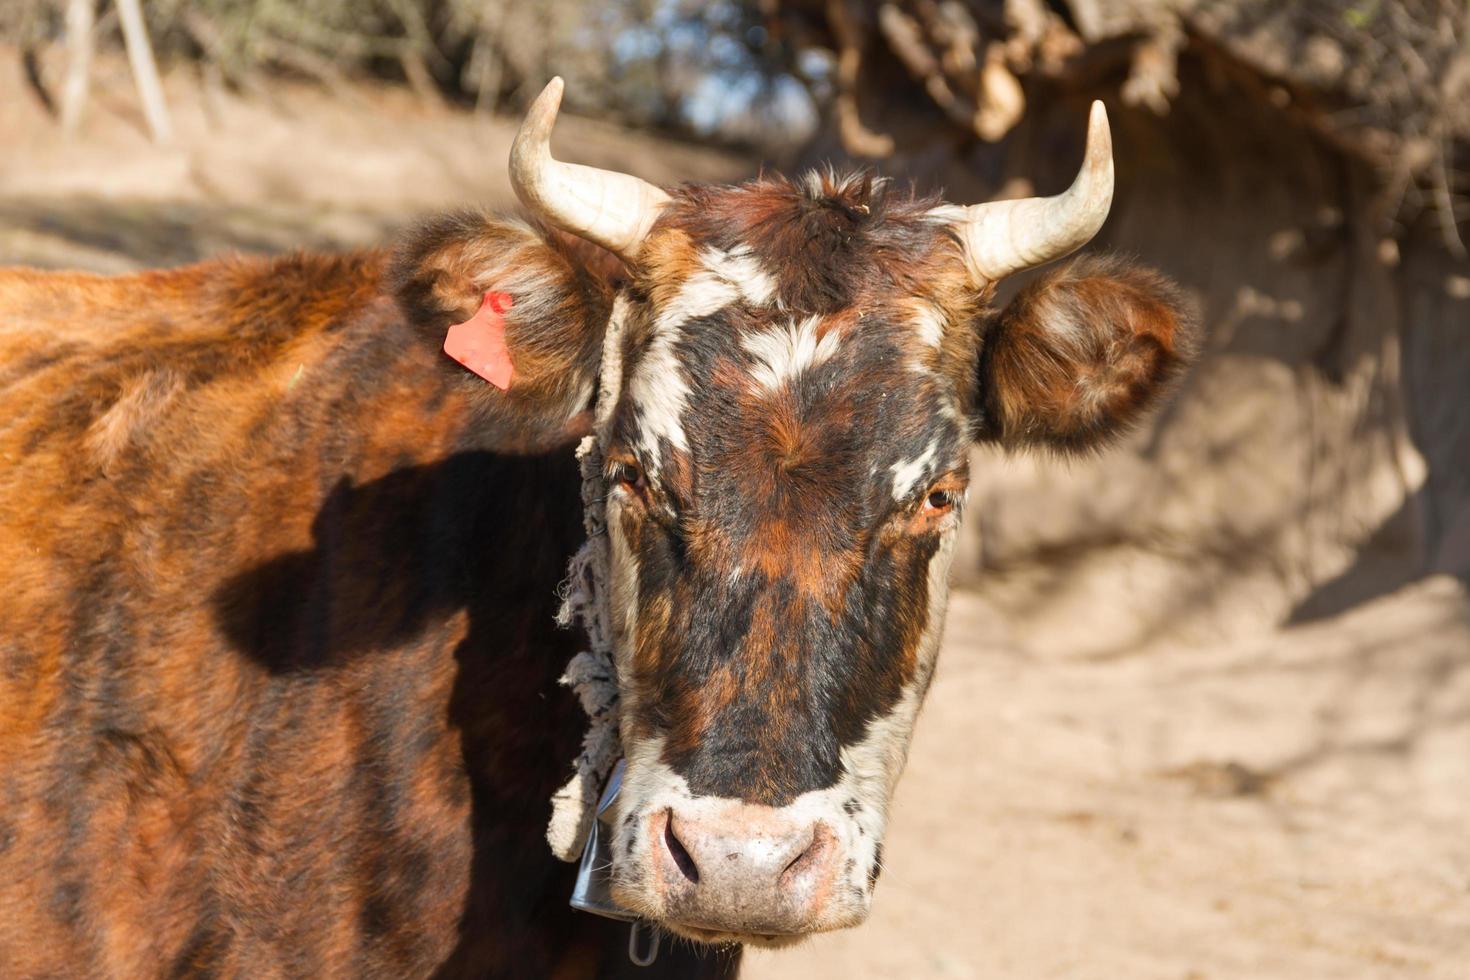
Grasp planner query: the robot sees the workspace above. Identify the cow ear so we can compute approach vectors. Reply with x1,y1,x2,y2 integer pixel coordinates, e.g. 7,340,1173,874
973,256,1197,453
389,211,617,452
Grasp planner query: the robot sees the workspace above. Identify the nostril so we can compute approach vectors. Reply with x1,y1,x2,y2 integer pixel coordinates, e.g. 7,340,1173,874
662,810,700,884
782,831,817,876
780,822,833,882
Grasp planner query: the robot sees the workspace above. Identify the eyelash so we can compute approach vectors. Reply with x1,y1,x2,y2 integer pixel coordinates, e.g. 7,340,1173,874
923,489,956,513
609,460,644,492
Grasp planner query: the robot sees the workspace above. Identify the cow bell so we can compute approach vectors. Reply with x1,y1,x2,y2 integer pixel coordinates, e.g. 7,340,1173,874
569,759,661,966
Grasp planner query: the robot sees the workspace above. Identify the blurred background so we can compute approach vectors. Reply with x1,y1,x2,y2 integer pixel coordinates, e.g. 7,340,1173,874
2,1,1468,976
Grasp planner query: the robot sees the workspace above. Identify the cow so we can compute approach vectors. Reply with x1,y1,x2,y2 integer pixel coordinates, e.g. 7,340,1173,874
0,77,1193,978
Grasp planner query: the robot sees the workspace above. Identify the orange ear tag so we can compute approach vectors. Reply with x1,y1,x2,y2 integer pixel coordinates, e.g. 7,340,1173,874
444,291,515,390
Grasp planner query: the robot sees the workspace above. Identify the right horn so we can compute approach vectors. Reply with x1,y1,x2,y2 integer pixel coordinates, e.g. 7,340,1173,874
948,100,1114,283
510,77,669,262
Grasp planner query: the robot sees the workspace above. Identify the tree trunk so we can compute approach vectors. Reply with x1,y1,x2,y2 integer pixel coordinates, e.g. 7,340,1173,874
116,0,173,144
60,0,95,135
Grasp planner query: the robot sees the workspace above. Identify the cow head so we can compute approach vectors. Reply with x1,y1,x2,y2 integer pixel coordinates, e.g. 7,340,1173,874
398,78,1193,947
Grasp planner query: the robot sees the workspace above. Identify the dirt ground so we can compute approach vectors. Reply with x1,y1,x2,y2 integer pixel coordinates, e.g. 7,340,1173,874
747,577,1470,979
3,51,1467,979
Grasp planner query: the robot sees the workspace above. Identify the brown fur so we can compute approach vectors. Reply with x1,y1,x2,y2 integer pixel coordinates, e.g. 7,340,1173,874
976,255,1199,452
0,232,733,978
388,211,618,452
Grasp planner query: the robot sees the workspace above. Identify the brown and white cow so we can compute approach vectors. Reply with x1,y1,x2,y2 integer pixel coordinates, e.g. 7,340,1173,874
0,78,1192,977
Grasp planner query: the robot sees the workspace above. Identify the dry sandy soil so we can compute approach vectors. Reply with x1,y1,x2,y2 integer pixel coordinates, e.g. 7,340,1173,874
748,578,1470,980
3,51,1467,979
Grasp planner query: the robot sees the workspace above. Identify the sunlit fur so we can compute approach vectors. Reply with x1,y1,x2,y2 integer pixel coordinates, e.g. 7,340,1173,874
0,172,1192,972
0,229,731,977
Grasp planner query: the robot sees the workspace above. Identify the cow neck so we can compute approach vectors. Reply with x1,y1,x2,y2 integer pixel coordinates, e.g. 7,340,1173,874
546,293,631,862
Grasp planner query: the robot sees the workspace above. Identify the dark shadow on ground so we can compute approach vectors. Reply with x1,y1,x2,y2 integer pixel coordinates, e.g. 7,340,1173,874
0,196,399,270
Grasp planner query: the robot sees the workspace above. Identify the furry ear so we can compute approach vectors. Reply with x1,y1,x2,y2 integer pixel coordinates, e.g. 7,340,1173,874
974,256,1197,453
389,211,617,452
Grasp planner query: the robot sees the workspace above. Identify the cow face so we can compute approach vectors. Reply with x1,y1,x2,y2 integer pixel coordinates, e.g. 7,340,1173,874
439,79,1194,947
582,176,1194,944
594,174,976,945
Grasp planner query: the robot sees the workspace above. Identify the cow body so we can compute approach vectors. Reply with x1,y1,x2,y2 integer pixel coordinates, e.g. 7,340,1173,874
0,84,1195,974
0,253,734,977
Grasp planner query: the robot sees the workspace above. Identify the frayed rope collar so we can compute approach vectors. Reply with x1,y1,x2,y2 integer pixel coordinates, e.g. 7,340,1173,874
546,295,630,863
547,432,621,861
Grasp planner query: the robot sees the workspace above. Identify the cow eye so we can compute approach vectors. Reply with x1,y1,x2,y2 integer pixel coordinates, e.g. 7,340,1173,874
923,489,955,513
610,460,644,491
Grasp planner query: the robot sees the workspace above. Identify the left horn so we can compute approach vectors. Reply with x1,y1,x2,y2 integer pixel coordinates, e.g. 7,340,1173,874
947,100,1114,283
510,77,669,261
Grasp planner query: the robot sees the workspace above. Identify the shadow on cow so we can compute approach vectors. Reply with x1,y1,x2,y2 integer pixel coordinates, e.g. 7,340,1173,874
211,450,738,978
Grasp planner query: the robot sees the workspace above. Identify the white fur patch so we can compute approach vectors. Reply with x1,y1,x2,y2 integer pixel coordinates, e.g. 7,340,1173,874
911,302,946,349
626,274,735,462
1040,297,1086,350
703,246,776,307
889,438,939,501
742,315,840,393
625,247,778,465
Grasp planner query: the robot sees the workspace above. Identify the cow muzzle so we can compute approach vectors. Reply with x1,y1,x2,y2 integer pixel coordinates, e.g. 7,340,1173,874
614,797,873,946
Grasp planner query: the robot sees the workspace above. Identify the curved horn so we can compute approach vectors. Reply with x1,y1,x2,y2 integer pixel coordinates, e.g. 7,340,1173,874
949,100,1114,282
510,77,669,260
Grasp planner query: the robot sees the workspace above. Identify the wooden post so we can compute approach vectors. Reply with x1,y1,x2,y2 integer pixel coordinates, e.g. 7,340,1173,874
60,0,95,135
115,0,174,144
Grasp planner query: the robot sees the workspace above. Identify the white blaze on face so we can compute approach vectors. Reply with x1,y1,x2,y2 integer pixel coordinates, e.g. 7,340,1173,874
624,246,775,470
624,282,725,465
741,314,841,393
